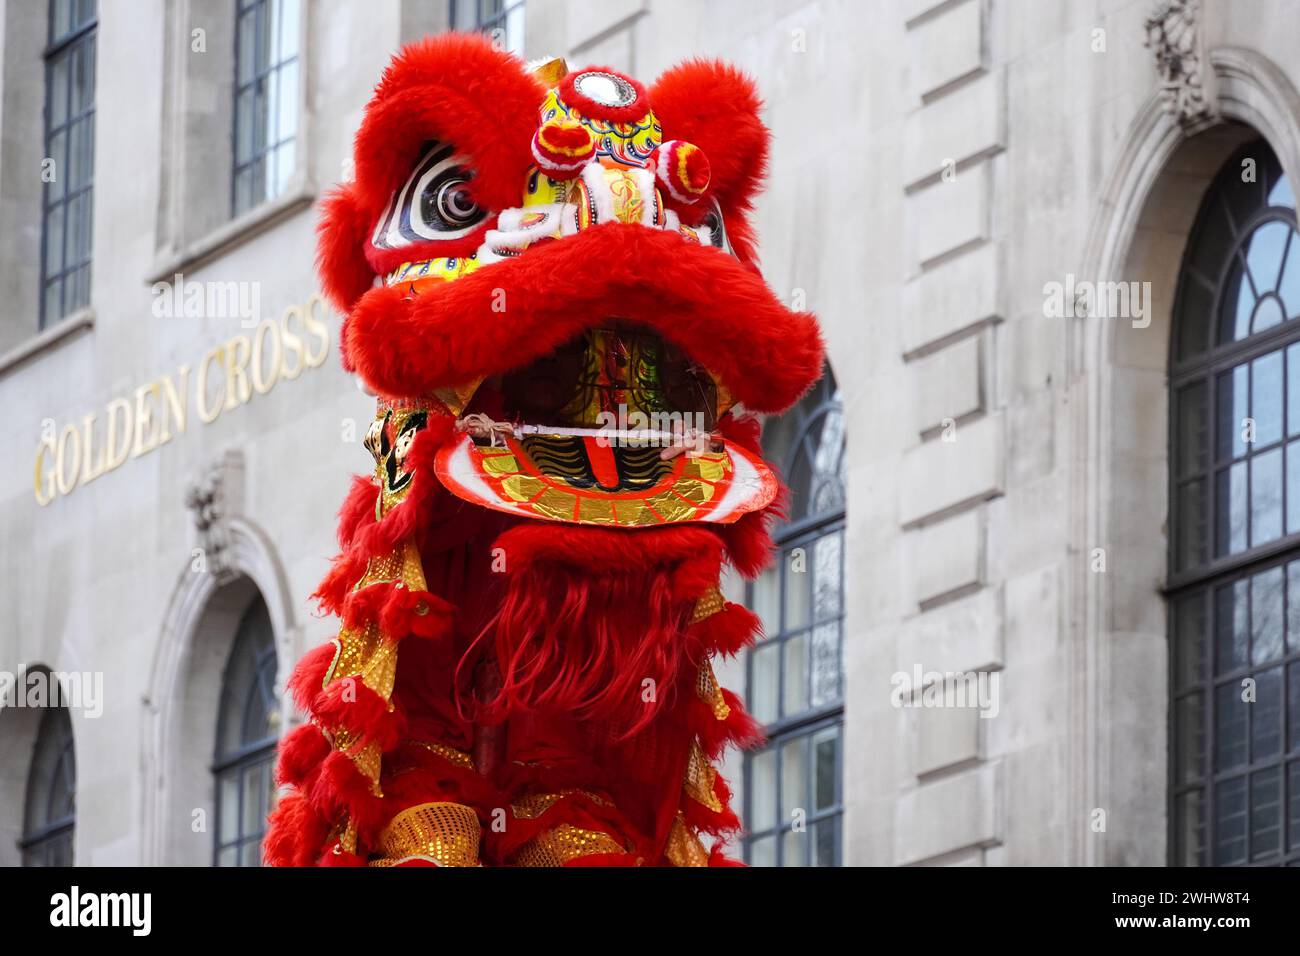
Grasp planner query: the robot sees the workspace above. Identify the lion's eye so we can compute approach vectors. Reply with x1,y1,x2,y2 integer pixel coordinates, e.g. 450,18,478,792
701,200,730,253
372,141,487,250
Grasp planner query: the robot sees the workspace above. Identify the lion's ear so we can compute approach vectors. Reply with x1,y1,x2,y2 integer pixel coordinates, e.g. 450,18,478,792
650,59,769,218
315,183,374,344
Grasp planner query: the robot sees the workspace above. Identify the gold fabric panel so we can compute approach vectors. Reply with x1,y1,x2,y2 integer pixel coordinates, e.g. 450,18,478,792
664,813,709,867
369,801,482,867
691,586,725,624
511,824,630,867
696,660,733,722
684,740,723,812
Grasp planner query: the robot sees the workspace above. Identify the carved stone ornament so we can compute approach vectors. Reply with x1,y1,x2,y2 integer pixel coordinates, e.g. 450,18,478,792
185,449,245,583
1144,0,1212,125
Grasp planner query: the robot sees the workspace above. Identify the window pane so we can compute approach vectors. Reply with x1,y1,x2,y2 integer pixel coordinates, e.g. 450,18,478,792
781,827,806,867
1250,447,1282,545
749,643,779,725
1251,567,1284,665
1252,666,1282,760
1176,789,1205,866
1251,350,1283,446
1280,236,1300,318
749,749,775,831
812,818,838,867
1213,775,1247,865
782,632,808,716
1288,442,1300,533
1176,381,1209,477
1174,592,1207,690
748,834,775,867
1219,260,1255,343
812,725,839,811
780,737,806,821
1249,767,1282,861
1245,221,1290,297
1289,763,1300,852
784,551,810,631
1215,579,1249,673
1217,365,1249,461
1176,274,1213,361
751,564,779,637
1175,692,1204,785
810,622,840,708
812,530,842,622
1176,478,1208,569
1215,681,1247,771
1289,664,1300,748
1215,463,1248,556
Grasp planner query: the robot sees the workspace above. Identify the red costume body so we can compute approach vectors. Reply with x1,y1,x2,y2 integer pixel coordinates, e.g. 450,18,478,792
263,34,823,867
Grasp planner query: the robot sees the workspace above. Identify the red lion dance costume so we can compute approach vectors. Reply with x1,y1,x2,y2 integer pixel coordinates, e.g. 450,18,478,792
264,34,823,867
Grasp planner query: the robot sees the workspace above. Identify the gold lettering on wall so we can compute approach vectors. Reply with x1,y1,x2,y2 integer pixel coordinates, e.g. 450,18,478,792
33,294,333,505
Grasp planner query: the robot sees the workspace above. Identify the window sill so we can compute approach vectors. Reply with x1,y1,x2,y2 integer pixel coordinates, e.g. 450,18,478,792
0,307,95,378
146,183,316,285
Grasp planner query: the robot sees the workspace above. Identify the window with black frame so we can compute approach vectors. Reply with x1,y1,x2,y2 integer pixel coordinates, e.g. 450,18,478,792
743,370,845,866
232,0,300,216
1169,138,1300,866
213,596,280,866
40,0,96,328
452,0,526,56
21,702,76,867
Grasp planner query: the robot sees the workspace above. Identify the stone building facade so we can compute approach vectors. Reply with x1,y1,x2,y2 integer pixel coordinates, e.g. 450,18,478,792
2,0,1299,867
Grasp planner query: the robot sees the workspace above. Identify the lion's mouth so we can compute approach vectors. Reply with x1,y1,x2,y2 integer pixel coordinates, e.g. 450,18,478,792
427,323,773,527
461,324,725,490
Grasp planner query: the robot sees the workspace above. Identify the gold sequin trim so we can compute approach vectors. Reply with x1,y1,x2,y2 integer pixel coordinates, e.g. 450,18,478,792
691,586,725,624
684,740,723,812
369,801,482,867
664,813,709,867
696,660,732,721
511,824,630,867
404,740,474,770
510,790,606,821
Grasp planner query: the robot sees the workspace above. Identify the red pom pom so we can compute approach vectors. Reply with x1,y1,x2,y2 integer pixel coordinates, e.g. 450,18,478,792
651,140,711,204
531,118,596,178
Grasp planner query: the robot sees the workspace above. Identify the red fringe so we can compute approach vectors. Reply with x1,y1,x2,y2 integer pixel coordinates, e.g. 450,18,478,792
263,793,330,867
276,723,330,788
308,750,389,843
310,679,404,752
287,641,337,715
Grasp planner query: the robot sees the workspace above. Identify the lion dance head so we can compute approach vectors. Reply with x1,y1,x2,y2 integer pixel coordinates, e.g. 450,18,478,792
265,33,823,868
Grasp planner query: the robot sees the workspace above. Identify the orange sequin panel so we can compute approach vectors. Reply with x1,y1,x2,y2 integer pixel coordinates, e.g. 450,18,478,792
368,801,482,867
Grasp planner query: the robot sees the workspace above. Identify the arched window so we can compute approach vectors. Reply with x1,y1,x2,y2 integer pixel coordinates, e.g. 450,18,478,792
213,595,280,866
744,369,846,866
21,703,75,866
1169,139,1300,866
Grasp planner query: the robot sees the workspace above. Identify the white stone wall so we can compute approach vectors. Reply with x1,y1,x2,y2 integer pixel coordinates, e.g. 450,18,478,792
2,0,1298,867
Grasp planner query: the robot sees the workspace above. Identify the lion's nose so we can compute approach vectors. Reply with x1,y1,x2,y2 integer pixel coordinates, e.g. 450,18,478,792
568,162,668,229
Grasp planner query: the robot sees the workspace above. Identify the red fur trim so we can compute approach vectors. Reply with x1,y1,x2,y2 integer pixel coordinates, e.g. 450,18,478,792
342,223,823,414
493,521,722,575
263,792,330,867
650,59,768,241
276,723,330,787
308,750,389,841
479,526,721,735
287,641,337,715
311,678,404,751
560,66,649,124
708,844,746,866
336,476,380,549
695,602,761,657
681,772,742,836
314,422,454,616
353,34,544,231
319,846,367,867
316,185,377,323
